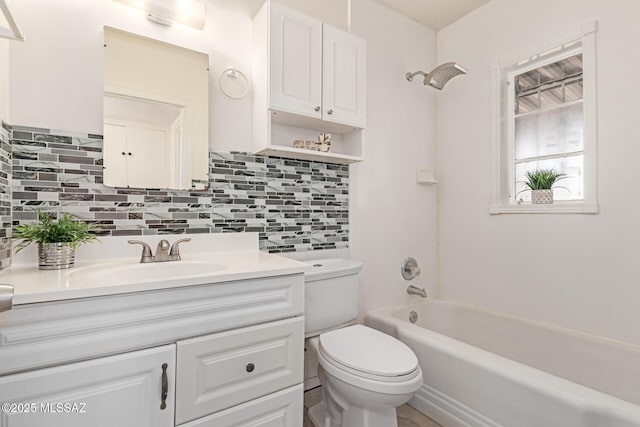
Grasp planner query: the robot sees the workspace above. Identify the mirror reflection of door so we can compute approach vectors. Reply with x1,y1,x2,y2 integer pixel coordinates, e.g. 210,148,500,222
104,94,184,189
103,27,209,190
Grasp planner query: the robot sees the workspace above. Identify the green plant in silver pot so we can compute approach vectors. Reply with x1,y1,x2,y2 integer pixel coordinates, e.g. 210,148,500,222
14,211,100,269
520,168,568,204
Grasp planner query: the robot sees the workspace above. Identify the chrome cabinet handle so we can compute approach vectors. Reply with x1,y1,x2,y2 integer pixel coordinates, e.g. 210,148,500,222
314,106,320,112
160,363,168,410
0,284,13,313
327,109,334,115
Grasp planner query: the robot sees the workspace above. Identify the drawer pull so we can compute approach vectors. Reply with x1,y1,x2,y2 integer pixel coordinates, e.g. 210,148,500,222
160,363,168,410
246,363,255,373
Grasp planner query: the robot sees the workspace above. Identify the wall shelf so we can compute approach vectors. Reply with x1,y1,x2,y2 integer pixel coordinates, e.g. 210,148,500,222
255,145,362,165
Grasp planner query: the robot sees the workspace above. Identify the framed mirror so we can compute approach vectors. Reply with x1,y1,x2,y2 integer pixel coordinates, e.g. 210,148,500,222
103,27,209,190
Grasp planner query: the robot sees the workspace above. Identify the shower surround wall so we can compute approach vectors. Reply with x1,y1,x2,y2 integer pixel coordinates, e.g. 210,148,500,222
9,125,349,254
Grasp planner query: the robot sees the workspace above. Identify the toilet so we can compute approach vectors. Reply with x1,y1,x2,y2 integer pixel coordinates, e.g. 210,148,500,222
303,259,423,427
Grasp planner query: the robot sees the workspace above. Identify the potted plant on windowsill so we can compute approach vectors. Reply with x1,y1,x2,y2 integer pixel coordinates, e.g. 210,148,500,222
520,168,567,204
13,212,99,270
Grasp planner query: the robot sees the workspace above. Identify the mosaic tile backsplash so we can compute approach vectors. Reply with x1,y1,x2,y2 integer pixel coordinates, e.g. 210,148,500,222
9,125,349,253
0,122,11,268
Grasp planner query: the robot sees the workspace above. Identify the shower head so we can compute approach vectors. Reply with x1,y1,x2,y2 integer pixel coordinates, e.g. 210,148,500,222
406,62,468,90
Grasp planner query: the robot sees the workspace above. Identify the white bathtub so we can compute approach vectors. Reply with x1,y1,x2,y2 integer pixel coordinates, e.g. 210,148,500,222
365,300,640,427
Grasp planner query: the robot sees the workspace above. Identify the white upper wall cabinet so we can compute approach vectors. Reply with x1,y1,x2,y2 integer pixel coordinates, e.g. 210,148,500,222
269,2,323,119
268,2,366,128
322,23,366,128
253,0,366,164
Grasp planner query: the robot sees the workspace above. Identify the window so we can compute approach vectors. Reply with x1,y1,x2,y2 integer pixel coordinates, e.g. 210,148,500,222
490,22,598,214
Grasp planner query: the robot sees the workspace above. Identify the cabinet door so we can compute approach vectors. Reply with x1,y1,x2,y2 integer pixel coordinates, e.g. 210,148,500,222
269,2,322,119
0,345,176,427
126,126,169,189
103,122,128,187
322,24,367,128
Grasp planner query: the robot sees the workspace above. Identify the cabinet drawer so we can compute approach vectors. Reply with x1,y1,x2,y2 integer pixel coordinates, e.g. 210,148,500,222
176,317,304,424
179,384,303,427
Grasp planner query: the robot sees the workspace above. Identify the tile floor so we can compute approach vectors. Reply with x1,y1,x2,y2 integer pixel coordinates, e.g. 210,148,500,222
303,387,442,427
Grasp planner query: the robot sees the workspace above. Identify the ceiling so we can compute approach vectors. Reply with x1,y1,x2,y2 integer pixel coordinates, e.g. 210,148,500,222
367,0,491,31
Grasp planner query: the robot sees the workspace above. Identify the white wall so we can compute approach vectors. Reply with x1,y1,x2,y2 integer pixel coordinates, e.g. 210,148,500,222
349,0,438,317
7,0,440,316
8,0,253,152
0,39,8,120
437,0,640,344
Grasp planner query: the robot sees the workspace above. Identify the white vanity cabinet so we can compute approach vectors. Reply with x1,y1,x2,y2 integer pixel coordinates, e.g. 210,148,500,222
253,1,366,164
0,273,305,427
0,345,176,427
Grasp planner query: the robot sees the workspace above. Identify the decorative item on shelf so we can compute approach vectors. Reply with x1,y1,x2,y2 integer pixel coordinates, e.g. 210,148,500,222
317,132,332,152
13,211,100,270
292,139,319,151
519,168,568,204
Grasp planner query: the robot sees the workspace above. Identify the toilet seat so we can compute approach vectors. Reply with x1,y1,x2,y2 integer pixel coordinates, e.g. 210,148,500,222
318,325,421,383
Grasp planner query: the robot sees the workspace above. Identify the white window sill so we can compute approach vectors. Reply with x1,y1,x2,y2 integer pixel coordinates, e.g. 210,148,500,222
489,202,599,215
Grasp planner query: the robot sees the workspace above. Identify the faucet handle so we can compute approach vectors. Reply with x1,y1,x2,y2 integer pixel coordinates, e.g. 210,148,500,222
169,238,191,259
401,257,421,280
128,240,153,263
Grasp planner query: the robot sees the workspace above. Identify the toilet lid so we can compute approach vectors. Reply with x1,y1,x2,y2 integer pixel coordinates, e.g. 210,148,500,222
319,325,418,377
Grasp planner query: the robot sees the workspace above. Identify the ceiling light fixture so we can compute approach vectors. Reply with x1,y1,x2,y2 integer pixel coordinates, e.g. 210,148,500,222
113,0,206,30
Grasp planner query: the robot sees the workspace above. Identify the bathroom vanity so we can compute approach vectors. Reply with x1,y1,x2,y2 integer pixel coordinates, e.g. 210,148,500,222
0,234,306,427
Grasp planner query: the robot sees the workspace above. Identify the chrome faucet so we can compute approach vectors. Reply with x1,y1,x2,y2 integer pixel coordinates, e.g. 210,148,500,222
128,238,191,263
407,285,427,298
0,284,13,313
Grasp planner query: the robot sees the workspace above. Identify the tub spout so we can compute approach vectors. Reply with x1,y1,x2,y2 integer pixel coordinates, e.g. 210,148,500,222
407,285,427,298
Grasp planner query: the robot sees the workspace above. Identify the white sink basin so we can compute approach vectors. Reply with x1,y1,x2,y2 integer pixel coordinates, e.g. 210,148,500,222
72,260,226,283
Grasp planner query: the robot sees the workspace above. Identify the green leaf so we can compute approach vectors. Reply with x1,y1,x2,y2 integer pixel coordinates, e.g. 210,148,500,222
13,210,100,253
518,168,568,192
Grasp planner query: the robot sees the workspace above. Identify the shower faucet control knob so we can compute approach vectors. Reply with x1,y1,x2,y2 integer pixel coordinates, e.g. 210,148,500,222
401,257,421,280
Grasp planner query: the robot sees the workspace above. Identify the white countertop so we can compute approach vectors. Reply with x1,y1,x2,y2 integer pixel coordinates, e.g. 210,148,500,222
1,250,308,305
1,233,309,305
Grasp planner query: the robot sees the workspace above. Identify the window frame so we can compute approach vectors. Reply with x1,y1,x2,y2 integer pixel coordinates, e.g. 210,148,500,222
489,21,598,214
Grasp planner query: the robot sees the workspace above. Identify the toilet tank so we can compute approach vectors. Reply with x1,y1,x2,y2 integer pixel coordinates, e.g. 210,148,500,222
303,258,362,338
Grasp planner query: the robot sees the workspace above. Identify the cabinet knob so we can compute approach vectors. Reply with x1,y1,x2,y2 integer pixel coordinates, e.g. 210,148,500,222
121,152,126,156
246,363,255,373
314,106,320,112
327,109,334,115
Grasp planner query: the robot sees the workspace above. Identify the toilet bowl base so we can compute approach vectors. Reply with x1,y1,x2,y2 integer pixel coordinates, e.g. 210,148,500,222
308,402,329,427
307,397,399,427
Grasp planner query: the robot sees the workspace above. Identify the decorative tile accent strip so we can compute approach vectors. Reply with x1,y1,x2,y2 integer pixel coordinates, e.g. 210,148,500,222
0,122,11,269
10,126,349,253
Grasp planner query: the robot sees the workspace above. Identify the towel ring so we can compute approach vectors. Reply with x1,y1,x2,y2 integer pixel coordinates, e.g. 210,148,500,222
219,67,249,99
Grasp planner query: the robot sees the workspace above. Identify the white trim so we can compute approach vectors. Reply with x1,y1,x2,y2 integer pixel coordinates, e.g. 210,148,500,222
410,383,501,427
490,21,598,215
0,0,24,41
490,202,599,215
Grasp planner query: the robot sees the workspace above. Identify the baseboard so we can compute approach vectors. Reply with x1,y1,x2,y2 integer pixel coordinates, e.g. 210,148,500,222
409,384,501,427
